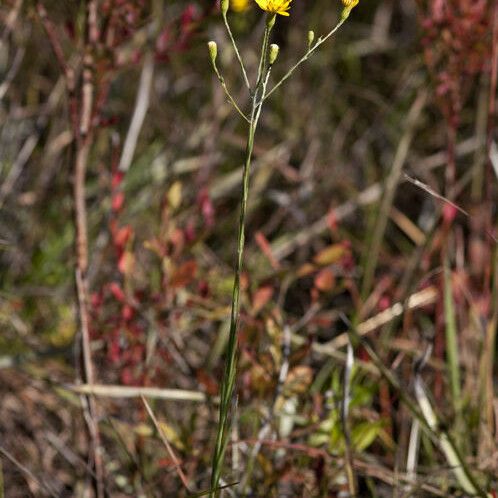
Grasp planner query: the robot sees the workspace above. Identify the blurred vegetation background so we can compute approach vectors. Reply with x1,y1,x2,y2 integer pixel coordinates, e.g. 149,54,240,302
0,0,496,496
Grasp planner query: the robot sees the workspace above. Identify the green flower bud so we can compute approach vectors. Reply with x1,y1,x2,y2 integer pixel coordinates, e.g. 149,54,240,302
307,30,315,48
221,0,229,15
208,41,218,64
268,43,280,65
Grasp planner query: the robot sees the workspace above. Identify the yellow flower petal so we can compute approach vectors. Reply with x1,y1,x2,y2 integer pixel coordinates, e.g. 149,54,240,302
231,0,250,12
342,0,359,8
253,0,292,16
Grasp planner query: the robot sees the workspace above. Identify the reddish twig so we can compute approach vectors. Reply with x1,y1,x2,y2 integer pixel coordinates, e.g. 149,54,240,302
36,2,104,496
35,2,79,134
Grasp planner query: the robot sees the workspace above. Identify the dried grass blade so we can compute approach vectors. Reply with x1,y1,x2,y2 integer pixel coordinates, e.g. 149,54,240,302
66,384,208,402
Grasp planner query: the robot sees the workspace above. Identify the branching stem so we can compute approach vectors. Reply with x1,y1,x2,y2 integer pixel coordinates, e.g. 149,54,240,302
209,9,349,496
264,17,346,101
209,16,275,498
222,10,251,91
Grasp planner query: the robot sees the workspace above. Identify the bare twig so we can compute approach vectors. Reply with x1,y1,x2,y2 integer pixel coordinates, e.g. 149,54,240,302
303,286,439,353
118,52,155,172
66,383,209,402
73,49,105,498
37,2,104,495
1,0,23,41
404,174,498,243
35,2,79,132
0,47,25,101
414,379,488,497
141,396,191,490
0,446,58,498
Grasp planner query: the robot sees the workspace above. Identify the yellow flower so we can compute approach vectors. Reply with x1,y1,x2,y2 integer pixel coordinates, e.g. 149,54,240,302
341,0,359,19
341,0,359,9
254,0,292,16
232,0,250,12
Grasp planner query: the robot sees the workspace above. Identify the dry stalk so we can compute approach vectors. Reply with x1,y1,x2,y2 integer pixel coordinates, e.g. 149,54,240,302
36,2,104,496
141,396,191,490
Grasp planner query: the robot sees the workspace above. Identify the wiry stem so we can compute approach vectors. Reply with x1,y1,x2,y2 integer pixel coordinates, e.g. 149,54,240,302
209,7,350,496
222,9,251,91
210,94,258,498
264,17,346,101
37,2,105,496
73,5,105,496
209,17,275,498
210,57,250,122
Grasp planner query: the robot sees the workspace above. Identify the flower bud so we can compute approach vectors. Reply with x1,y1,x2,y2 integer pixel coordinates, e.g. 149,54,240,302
268,43,280,65
342,0,359,7
221,0,229,15
208,41,218,64
307,30,315,48
341,0,359,19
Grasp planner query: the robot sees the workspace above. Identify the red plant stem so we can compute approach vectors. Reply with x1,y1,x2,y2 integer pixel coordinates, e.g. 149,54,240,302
37,2,104,496
35,2,79,135
74,3,105,496
445,124,457,196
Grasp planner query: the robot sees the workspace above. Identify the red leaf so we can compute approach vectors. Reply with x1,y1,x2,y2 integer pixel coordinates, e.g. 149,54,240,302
120,367,134,386
314,268,335,292
118,251,134,275
197,188,215,227
108,282,125,302
327,209,339,232
155,27,171,55
122,304,134,321
112,191,125,213
442,203,458,224
114,225,133,248
184,219,196,242
196,369,218,396
252,285,274,315
111,171,124,190
255,231,280,270
107,333,121,363
378,295,391,311
170,260,197,288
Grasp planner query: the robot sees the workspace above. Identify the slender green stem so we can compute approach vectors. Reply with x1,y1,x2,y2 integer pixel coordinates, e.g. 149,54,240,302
255,15,275,91
210,59,250,122
443,257,461,408
209,19,274,498
223,11,251,92
210,104,257,498
209,10,345,495
264,18,346,101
